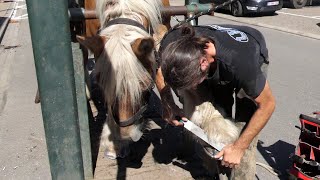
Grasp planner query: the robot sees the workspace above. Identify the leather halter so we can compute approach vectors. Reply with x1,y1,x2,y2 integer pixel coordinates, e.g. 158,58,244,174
114,104,148,127
113,87,153,127
105,18,148,32
105,18,154,127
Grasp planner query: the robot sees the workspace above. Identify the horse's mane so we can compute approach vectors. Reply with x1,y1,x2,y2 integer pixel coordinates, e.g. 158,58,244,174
96,0,163,33
95,0,163,110
96,26,154,109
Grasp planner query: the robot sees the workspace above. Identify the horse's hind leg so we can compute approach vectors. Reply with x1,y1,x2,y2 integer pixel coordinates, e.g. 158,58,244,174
34,89,40,104
89,69,107,121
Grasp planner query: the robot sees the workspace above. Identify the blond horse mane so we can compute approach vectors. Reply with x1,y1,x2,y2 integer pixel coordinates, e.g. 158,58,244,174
95,0,163,111
96,0,163,33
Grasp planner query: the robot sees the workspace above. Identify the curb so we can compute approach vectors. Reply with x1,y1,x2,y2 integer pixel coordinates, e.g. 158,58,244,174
214,13,320,40
0,1,17,43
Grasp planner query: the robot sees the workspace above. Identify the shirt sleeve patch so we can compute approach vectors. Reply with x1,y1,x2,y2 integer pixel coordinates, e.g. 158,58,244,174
206,25,249,43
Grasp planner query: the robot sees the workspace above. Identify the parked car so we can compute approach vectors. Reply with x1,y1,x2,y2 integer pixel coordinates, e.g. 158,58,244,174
283,0,308,8
200,0,283,17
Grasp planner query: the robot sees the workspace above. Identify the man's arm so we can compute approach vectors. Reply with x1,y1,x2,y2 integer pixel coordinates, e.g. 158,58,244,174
214,81,275,167
155,68,184,126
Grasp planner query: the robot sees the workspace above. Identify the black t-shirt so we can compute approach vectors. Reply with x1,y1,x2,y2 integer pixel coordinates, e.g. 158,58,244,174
159,24,269,100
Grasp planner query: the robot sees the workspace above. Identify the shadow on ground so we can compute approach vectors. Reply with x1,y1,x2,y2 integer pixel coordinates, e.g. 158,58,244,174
88,89,216,179
0,17,7,27
85,61,296,179
87,85,297,179
256,140,296,179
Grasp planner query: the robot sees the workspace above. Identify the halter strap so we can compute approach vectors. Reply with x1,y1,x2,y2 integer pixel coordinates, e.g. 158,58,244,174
113,84,153,127
116,105,148,127
105,18,148,32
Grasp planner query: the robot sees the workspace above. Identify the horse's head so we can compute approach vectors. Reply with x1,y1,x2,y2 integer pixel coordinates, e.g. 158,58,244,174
77,33,156,142
78,0,168,159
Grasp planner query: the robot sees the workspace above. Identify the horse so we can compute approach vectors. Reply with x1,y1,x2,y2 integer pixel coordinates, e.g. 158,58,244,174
77,0,170,159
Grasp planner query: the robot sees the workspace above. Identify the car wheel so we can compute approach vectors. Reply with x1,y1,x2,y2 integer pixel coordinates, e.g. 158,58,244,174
231,1,243,17
289,0,307,8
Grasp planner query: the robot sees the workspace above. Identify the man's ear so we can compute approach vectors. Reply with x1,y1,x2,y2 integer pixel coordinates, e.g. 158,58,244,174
200,57,209,72
205,42,216,57
76,35,106,57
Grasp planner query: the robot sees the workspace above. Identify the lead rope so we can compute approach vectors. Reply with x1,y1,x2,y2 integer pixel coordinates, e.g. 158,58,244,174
171,15,182,24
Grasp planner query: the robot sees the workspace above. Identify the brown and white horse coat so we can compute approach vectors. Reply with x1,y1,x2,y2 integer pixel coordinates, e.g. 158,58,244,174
78,0,169,159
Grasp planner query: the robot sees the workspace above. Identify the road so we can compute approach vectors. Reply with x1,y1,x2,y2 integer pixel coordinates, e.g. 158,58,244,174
0,0,319,179
0,1,51,179
171,0,320,39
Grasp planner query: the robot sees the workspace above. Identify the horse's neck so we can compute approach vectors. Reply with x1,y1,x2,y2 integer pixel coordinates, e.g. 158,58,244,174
84,0,100,37
85,0,95,10
153,25,168,50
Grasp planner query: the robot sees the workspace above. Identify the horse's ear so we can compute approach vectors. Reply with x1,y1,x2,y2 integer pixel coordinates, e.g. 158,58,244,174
76,35,106,57
131,38,155,60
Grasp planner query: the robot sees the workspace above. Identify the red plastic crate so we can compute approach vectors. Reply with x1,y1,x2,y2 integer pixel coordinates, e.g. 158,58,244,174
289,113,320,180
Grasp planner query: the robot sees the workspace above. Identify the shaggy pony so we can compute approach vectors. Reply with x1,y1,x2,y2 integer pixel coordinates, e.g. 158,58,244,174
94,0,163,159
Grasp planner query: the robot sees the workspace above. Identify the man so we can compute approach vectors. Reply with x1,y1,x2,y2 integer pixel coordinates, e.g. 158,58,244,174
155,24,275,179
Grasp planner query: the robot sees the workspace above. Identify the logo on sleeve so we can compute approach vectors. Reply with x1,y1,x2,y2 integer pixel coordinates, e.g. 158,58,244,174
206,25,249,42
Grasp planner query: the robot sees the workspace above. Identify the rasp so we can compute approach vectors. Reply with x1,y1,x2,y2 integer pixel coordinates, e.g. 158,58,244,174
182,120,224,152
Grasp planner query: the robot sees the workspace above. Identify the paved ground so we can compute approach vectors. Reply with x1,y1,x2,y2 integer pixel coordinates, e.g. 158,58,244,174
0,1,51,179
0,0,16,42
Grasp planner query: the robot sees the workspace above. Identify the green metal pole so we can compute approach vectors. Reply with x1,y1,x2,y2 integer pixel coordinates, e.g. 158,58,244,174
185,0,200,25
26,0,85,179
72,43,93,180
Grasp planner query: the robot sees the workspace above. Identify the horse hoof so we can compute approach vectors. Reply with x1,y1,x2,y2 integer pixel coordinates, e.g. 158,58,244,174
104,147,130,159
104,150,117,160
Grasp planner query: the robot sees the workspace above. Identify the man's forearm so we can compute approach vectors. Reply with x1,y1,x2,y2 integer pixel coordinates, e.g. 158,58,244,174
234,82,276,149
155,68,180,119
156,68,175,104
234,102,275,149
155,68,166,92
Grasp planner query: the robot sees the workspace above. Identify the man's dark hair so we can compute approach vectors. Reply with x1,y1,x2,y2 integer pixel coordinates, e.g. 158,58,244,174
161,25,214,90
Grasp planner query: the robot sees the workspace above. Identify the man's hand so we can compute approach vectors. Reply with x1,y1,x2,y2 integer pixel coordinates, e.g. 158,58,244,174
214,143,246,169
162,103,185,126
155,68,186,126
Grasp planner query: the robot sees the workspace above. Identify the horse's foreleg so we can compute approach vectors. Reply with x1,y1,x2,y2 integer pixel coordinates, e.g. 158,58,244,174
100,121,131,159
100,122,118,159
